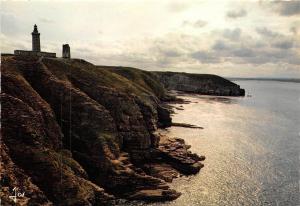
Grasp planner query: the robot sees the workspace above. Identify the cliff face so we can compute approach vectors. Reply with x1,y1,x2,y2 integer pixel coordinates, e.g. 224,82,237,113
1,55,245,205
1,56,205,205
1,58,115,205
155,72,245,96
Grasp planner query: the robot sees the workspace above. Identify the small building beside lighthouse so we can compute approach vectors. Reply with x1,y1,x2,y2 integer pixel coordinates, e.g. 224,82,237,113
62,44,71,58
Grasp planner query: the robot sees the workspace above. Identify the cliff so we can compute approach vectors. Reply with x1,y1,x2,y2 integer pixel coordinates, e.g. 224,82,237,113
155,72,245,96
1,56,204,205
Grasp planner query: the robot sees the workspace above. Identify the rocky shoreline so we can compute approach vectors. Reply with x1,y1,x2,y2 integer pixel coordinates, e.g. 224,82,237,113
1,55,242,205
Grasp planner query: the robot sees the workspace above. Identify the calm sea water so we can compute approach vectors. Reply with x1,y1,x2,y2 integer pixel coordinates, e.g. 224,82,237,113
124,80,300,206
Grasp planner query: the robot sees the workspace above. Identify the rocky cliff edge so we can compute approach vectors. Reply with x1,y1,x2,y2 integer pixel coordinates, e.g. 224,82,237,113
1,56,206,205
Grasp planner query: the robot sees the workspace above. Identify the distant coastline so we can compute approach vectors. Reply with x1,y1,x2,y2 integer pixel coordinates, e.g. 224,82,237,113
229,77,300,83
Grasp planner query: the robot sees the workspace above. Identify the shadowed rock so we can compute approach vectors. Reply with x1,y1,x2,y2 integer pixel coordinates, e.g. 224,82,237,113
1,56,205,205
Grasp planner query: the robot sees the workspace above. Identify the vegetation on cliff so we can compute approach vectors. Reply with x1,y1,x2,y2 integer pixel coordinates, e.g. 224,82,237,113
1,54,244,205
1,56,205,205
155,71,245,96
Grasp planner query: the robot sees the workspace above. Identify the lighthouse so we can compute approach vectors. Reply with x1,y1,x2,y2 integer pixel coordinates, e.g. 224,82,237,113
14,24,56,57
32,24,41,52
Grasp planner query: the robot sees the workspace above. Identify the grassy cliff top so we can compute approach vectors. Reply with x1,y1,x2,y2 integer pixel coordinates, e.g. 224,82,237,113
155,71,238,87
99,66,167,99
3,55,238,97
41,57,167,100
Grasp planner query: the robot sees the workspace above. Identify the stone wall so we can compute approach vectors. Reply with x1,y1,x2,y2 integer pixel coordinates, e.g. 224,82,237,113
14,50,56,58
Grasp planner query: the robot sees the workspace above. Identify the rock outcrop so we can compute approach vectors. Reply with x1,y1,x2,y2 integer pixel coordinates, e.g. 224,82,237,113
142,137,205,183
155,72,245,96
1,56,204,205
157,138,205,175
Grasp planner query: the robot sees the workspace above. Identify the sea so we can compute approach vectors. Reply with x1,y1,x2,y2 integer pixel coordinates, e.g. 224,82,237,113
125,80,300,206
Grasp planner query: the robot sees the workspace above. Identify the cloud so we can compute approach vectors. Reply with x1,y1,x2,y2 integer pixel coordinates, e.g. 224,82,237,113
232,47,255,58
227,48,290,65
211,40,257,61
290,26,298,35
96,26,299,69
272,39,294,49
1,1,299,77
256,27,281,38
1,12,21,36
274,1,300,16
191,51,221,63
182,20,207,28
247,49,300,65
0,34,30,52
74,47,94,54
162,50,182,57
255,27,295,49
194,20,207,28
210,28,299,66
212,40,230,50
261,1,300,16
226,9,247,18
222,28,241,40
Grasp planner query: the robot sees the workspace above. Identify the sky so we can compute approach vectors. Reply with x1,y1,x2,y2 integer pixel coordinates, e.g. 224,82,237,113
1,0,300,78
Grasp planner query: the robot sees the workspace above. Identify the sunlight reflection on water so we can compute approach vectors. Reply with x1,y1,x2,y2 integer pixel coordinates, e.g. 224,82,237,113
119,81,300,206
